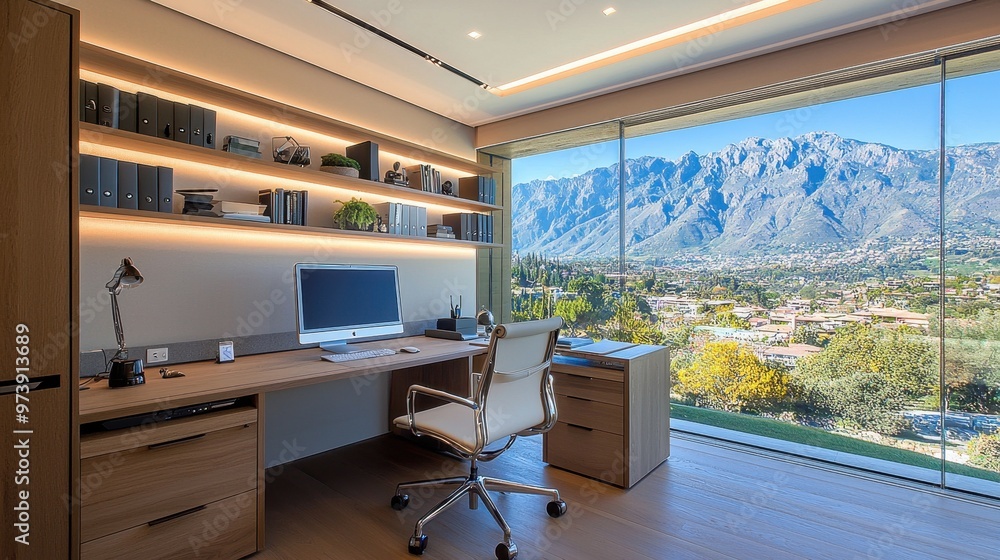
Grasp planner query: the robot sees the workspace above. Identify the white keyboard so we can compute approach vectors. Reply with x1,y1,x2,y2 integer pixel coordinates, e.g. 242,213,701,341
321,348,397,363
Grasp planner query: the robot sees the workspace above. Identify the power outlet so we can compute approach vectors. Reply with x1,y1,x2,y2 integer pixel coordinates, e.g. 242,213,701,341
147,347,169,364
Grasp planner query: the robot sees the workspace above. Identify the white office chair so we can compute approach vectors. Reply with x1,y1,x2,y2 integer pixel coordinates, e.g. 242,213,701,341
390,316,567,560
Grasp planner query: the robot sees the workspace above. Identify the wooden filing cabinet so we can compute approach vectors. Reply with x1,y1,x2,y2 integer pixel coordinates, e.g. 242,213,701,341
78,405,259,559
543,344,670,488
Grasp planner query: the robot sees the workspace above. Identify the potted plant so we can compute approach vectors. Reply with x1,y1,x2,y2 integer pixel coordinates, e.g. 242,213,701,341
319,153,361,177
332,197,378,231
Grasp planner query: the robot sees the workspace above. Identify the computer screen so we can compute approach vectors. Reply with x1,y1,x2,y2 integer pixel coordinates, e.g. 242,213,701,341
294,263,403,353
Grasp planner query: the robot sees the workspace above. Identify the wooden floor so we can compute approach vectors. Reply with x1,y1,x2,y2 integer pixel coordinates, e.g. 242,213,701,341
254,433,999,559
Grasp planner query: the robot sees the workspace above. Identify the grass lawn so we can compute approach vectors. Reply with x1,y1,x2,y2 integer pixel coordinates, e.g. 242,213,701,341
671,403,1000,483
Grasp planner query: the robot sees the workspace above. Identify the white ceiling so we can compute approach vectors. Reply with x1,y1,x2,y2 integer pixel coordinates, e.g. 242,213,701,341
150,0,966,127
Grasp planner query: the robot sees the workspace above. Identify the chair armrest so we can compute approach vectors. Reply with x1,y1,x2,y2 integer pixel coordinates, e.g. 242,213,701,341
407,384,477,410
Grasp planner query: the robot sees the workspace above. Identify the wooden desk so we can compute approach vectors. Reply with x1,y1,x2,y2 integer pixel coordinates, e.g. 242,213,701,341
77,336,485,559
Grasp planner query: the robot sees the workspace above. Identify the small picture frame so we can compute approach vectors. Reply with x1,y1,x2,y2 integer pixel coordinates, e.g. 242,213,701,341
218,340,235,363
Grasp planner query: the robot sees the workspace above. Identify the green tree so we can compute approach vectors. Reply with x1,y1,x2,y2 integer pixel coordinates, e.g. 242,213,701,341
791,324,823,347
676,341,789,413
799,284,818,300
967,434,1000,472
602,294,664,345
554,296,593,336
792,324,937,435
715,311,751,330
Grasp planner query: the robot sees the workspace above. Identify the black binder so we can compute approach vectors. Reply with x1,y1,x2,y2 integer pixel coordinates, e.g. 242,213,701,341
137,164,158,212
346,141,379,181
117,161,138,210
173,102,190,144
83,81,98,124
78,80,86,122
156,167,173,213
118,91,137,133
137,92,157,136
189,105,205,147
156,97,173,140
97,83,119,128
203,108,217,149
79,154,99,206
98,157,118,207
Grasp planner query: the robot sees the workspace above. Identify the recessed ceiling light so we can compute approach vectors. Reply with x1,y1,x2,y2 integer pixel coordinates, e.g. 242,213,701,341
467,31,482,39
603,7,617,16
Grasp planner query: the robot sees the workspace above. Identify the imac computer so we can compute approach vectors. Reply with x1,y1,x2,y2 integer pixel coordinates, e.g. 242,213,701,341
294,263,404,353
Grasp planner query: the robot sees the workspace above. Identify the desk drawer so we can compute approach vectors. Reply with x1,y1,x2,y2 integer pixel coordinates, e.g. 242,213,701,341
81,413,257,542
555,394,622,435
82,490,257,560
551,372,623,406
545,421,624,487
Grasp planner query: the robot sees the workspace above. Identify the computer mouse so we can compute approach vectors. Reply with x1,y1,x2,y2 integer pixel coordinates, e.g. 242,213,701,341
399,346,420,353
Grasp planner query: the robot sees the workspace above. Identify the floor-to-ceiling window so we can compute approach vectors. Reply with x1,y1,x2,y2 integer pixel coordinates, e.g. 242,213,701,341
493,43,1000,499
941,50,1000,496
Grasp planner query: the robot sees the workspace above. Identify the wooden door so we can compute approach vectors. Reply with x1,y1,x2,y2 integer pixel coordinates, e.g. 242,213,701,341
0,0,78,558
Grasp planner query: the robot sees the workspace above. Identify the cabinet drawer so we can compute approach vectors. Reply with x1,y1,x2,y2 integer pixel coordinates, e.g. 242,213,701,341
551,372,623,406
555,394,623,435
81,420,257,542
82,490,257,560
545,422,624,487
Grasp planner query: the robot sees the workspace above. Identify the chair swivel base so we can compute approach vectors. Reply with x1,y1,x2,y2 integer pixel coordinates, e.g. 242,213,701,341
391,468,567,559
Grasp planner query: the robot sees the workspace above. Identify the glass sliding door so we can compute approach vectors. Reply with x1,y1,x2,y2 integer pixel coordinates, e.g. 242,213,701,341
942,50,1000,497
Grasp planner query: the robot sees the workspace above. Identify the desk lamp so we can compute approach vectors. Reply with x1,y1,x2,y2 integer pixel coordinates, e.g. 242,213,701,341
106,257,146,387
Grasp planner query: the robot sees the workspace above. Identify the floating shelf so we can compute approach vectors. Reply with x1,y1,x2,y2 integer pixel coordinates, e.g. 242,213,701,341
80,207,501,248
80,123,501,213
79,43,496,176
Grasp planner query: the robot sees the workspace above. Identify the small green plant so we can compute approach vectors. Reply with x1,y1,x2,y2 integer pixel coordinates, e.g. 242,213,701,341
320,153,361,170
333,197,378,230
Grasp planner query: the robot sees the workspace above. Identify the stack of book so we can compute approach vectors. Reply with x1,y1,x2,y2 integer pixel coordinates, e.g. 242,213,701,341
258,188,309,225
215,201,270,222
372,202,426,237
427,224,455,239
441,212,493,243
404,164,444,194
458,176,496,204
223,135,262,158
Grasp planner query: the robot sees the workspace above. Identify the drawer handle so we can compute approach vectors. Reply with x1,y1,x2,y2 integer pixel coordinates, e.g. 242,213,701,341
566,423,593,432
148,504,207,527
148,433,206,450
565,395,590,402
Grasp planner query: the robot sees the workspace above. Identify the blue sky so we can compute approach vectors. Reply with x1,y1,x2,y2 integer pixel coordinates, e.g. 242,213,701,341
513,70,1000,185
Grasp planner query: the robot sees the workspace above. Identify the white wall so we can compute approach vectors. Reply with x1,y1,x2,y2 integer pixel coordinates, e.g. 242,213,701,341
69,0,480,463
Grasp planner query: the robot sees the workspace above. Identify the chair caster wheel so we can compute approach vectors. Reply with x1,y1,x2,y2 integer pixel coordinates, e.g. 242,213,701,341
391,494,410,510
495,541,518,560
408,534,427,555
546,499,568,518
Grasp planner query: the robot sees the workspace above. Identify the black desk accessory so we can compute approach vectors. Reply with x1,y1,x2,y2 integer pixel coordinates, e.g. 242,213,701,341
105,257,145,388
273,136,311,166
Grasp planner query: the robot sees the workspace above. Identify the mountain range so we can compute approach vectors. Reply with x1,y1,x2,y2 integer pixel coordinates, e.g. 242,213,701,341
511,132,1000,257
